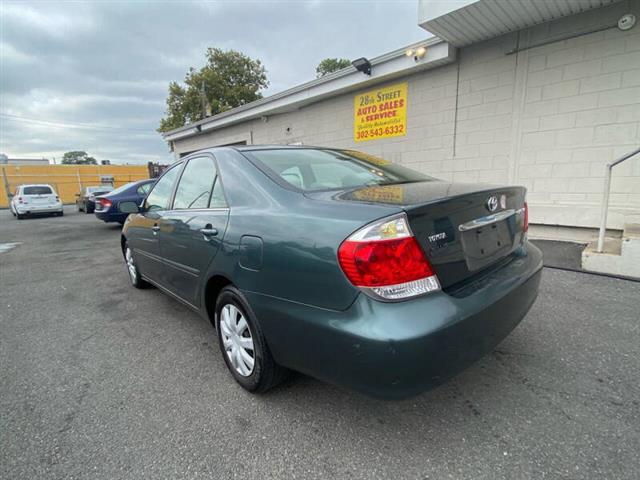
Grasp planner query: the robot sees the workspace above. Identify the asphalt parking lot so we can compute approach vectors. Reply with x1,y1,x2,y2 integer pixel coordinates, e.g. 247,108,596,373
1,206,639,480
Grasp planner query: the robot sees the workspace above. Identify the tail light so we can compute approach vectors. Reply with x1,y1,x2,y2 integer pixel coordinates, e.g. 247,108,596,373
17,196,24,204
56,196,60,201
338,214,440,301
99,198,113,209
523,202,529,233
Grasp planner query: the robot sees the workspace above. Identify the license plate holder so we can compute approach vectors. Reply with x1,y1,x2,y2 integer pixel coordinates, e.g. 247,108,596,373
460,220,513,271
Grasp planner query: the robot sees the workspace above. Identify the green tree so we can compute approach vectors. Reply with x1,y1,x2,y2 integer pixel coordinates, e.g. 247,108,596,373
61,151,97,165
315,58,351,78
158,48,269,132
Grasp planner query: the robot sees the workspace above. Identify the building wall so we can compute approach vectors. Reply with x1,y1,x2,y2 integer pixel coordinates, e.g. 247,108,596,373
0,164,149,207
172,0,640,230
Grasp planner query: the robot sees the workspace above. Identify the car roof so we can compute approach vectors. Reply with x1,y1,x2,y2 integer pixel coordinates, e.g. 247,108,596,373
232,144,336,152
179,145,341,160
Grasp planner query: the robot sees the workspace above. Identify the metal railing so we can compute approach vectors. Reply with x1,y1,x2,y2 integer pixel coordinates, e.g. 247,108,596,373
597,146,640,253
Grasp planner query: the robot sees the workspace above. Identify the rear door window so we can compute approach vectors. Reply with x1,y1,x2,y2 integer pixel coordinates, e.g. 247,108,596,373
23,186,53,195
172,156,217,210
209,177,227,208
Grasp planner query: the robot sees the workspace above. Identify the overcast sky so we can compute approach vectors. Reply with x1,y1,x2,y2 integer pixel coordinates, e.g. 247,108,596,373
0,0,429,164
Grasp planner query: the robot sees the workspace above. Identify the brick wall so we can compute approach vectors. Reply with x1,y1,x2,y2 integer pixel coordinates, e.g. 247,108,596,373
172,0,640,230
513,2,640,229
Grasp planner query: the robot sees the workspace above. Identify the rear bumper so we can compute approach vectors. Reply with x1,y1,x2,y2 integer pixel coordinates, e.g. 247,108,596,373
245,241,543,399
95,211,126,223
14,203,63,214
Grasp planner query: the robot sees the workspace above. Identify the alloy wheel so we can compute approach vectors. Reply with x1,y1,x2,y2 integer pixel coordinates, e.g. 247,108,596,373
219,304,255,376
125,247,137,284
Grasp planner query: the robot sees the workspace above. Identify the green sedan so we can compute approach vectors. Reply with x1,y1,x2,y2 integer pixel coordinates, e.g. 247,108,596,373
120,146,542,399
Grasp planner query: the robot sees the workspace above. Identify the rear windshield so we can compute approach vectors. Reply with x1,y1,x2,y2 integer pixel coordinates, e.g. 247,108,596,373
107,182,137,195
23,186,53,195
245,148,432,191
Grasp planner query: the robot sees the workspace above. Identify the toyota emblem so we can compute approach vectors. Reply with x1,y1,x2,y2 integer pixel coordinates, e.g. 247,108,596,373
486,196,499,212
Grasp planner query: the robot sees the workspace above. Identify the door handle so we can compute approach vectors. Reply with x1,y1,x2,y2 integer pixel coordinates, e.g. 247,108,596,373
200,227,218,237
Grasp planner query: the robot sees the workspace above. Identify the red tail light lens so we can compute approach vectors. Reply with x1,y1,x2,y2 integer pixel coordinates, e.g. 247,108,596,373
99,198,113,209
523,202,529,233
338,214,440,301
339,237,433,286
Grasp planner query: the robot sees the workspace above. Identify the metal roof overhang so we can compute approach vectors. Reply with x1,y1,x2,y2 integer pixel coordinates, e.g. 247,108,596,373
418,0,623,46
163,38,455,142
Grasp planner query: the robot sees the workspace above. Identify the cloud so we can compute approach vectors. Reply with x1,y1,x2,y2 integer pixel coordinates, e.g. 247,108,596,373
0,0,428,164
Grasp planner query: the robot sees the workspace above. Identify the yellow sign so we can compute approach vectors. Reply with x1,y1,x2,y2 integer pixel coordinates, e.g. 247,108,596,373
354,82,407,142
352,185,405,204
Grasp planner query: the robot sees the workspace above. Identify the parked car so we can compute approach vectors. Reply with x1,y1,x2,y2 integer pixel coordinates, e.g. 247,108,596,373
95,179,154,224
10,184,64,219
120,146,542,399
76,185,114,213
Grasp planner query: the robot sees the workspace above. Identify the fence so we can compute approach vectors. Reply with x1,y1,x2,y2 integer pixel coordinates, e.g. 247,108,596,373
0,164,150,208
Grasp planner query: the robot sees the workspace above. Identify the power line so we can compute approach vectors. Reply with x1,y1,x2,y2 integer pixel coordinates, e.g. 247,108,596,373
0,112,157,135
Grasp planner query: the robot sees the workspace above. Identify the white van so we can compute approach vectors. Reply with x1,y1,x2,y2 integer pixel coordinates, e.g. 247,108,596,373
10,184,64,219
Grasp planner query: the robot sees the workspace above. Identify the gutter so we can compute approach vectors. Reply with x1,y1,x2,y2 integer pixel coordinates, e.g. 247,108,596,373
162,37,455,142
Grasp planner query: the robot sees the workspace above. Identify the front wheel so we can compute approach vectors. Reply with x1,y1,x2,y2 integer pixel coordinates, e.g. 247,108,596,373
124,243,150,289
215,286,288,393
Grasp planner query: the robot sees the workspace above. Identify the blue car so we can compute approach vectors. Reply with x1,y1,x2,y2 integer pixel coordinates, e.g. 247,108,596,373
95,179,155,224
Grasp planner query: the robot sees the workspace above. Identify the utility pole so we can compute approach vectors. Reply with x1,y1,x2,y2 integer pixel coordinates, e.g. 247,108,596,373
1,166,11,202
201,79,207,120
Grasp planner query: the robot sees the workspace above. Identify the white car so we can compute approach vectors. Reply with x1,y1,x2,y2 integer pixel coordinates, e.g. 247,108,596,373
10,184,64,219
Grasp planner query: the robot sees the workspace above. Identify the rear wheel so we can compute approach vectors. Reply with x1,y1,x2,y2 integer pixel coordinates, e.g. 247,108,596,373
215,286,288,393
124,243,150,289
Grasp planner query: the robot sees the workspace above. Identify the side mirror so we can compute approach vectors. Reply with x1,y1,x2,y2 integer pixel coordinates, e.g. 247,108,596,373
119,201,140,214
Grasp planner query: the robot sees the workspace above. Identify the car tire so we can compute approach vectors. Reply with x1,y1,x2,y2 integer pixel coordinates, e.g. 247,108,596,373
124,242,150,289
215,286,288,393
58,210,64,217
84,203,91,214
16,213,24,220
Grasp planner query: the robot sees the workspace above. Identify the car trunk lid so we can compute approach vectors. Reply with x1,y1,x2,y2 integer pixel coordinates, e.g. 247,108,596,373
308,181,527,288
